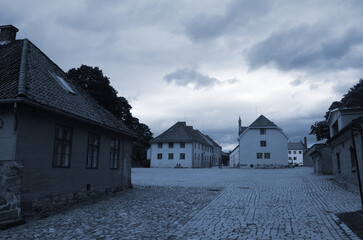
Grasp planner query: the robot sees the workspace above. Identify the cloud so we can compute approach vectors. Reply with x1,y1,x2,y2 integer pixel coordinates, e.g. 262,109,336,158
164,68,238,89
246,24,363,72
183,0,269,41
290,77,303,87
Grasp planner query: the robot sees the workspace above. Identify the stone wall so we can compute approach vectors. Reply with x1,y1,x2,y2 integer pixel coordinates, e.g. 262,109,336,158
0,161,22,228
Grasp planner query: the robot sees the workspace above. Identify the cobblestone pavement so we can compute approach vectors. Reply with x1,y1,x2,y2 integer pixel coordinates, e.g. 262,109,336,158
1,167,362,239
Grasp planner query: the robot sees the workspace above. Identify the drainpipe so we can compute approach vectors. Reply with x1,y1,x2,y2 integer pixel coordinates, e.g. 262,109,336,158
351,125,363,209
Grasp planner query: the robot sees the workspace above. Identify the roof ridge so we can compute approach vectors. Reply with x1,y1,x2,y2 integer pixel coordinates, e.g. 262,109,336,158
18,38,28,96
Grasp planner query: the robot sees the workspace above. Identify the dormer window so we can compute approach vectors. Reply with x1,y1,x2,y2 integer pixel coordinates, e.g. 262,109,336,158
49,71,76,94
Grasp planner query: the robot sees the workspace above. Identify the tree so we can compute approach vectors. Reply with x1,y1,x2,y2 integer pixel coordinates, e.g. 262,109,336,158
310,79,363,141
67,65,153,166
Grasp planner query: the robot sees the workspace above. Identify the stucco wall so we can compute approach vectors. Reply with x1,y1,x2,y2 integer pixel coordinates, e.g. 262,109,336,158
14,104,132,212
239,128,288,167
229,147,239,167
150,142,193,168
288,150,303,165
0,105,16,161
330,130,363,186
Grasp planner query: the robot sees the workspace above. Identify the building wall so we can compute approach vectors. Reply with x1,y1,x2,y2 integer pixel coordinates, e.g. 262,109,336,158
150,142,193,168
14,104,132,211
239,128,288,167
303,149,314,167
229,146,239,167
288,149,303,165
311,146,333,175
330,129,363,186
0,105,16,160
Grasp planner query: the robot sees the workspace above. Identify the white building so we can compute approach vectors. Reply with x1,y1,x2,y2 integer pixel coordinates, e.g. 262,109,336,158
149,122,221,168
288,142,304,166
239,115,288,168
229,145,239,167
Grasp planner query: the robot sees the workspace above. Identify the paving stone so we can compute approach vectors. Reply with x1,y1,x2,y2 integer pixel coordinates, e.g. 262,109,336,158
0,167,361,239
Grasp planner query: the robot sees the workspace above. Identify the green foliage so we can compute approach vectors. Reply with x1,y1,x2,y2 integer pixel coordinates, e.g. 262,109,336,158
310,79,363,140
67,65,153,166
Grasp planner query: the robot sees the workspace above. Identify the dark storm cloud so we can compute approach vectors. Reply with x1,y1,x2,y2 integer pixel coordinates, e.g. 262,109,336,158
164,68,237,89
247,24,363,72
183,0,269,41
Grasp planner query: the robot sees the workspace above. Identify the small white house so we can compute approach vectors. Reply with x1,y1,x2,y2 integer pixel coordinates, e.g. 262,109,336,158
149,122,221,168
288,142,304,166
239,115,288,168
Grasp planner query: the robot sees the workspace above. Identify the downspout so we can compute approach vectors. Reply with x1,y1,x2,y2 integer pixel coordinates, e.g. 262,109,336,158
351,125,363,209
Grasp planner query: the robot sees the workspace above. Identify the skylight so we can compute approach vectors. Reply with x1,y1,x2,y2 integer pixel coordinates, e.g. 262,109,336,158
49,71,76,94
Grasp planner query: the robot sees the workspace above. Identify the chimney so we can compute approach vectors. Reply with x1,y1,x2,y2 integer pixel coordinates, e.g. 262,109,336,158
0,25,19,42
304,137,307,149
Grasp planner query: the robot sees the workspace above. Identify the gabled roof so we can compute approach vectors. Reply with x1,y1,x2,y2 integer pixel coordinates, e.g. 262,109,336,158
288,142,304,150
249,115,277,128
150,122,214,146
0,39,135,137
239,114,288,139
204,135,222,149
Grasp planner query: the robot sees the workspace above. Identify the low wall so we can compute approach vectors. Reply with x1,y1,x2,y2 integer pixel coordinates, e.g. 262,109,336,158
0,161,23,228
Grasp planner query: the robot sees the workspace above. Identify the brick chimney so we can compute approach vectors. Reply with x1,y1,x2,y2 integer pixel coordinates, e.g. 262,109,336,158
0,25,19,42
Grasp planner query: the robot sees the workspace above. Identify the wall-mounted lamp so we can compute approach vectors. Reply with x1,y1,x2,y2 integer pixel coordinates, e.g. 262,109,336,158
0,118,3,128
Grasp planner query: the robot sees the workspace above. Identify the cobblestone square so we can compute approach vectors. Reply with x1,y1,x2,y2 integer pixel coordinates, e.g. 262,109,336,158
1,167,362,239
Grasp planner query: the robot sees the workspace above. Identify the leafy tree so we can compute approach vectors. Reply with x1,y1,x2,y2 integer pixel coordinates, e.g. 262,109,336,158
67,65,153,166
310,79,363,140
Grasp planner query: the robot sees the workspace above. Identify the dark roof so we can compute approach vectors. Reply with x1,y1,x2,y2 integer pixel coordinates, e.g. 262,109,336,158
288,142,304,150
150,122,214,146
249,115,277,128
205,135,222,149
0,39,135,137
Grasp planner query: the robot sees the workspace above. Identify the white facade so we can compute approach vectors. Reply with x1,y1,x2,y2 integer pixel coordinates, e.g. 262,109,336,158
229,146,239,167
288,149,303,166
150,142,193,168
239,128,288,167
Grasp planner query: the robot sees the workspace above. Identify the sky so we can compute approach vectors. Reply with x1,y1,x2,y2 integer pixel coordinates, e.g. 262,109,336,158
1,0,363,151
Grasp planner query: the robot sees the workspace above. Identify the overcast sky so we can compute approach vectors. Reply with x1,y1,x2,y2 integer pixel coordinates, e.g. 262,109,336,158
2,0,363,150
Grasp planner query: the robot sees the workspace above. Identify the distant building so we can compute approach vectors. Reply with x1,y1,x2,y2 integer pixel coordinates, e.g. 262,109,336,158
204,135,222,166
239,115,288,168
229,145,239,167
308,143,333,174
288,142,304,166
327,107,363,186
149,122,221,168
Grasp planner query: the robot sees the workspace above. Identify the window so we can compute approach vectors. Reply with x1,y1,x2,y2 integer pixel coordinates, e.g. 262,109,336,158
53,124,73,168
257,153,263,159
157,143,163,148
293,157,297,160
337,153,341,172
87,133,100,169
288,157,292,160
109,139,120,169
350,147,356,171
264,153,270,159
260,129,266,135
180,153,185,160
180,142,185,148
157,153,162,159
49,71,76,94
168,142,174,148
168,153,174,159
299,151,302,154
260,141,266,147
288,151,291,154
293,151,296,154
